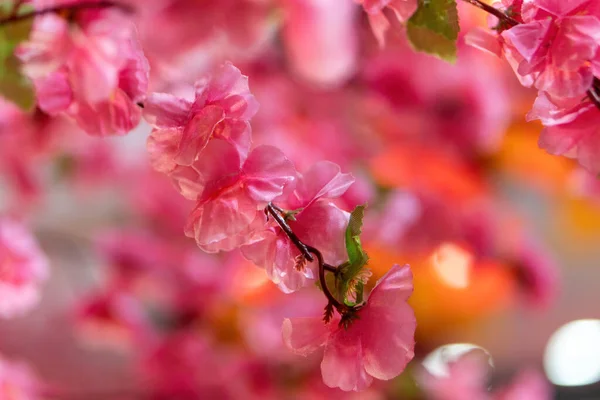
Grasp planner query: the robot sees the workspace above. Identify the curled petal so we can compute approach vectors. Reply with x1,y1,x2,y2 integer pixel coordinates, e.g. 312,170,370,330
175,139,242,201
501,21,551,65
176,105,225,166
143,93,192,128
243,145,297,204
291,161,354,208
185,188,257,249
292,200,350,266
147,128,182,174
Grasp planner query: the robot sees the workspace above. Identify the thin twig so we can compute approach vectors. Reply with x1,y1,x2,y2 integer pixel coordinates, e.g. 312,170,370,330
266,203,313,262
0,0,134,25
323,263,337,273
306,245,347,313
460,0,519,27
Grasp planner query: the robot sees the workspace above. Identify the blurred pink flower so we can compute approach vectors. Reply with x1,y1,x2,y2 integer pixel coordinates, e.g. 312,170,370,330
512,236,559,309
95,230,176,288
242,161,353,293
145,62,259,199
75,289,153,351
364,45,509,156
17,9,149,136
281,0,358,87
357,0,418,46
418,349,552,400
283,264,416,391
184,144,296,253
494,370,552,400
0,354,42,399
417,349,491,400
0,218,48,318
143,331,236,399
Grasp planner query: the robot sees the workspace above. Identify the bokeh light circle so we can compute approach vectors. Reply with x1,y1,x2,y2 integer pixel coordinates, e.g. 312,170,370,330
544,319,600,387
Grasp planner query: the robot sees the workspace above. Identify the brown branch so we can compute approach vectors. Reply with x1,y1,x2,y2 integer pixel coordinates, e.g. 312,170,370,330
306,245,348,314
265,203,313,262
460,0,519,27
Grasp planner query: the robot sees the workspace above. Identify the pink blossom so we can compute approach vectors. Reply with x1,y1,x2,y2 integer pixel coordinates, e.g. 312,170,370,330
242,161,353,293
281,0,358,87
529,93,600,173
494,370,552,400
184,143,296,253
95,230,176,288
468,0,600,98
282,264,416,391
512,236,559,309
0,355,42,399
16,9,149,136
356,0,418,46
417,349,491,400
131,0,274,83
75,290,153,351
144,62,259,199
144,331,237,399
418,349,552,400
364,45,510,156
0,218,48,318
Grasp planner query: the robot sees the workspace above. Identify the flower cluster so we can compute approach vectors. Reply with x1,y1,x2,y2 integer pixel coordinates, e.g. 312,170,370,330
17,2,149,136
466,0,600,172
144,63,417,391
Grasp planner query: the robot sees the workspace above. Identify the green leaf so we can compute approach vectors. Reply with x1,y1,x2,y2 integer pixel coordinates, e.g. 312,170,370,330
337,204,370,305
406,0,460,62
0,8,35,110
344,204,367,268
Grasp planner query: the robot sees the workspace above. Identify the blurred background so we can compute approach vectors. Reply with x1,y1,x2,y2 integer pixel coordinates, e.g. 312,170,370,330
1,0,600,398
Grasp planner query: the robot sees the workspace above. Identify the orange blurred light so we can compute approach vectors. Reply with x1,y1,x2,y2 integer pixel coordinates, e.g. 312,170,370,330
369,144,486,204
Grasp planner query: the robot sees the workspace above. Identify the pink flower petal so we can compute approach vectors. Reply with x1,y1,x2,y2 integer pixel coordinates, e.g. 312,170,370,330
290,161,354,209
282,317,329,356
388,0,418,23
144,93,193,128
242,145,297,204
465,28,502,57
147,128,182,174
184,187,258,249
360,265,416,380
367,12,390,48
292,200,350,266
186,139,242,201
33,70,73,114
176,105,225,166
501,21,551,65
322,328,373,391
70,88,142,136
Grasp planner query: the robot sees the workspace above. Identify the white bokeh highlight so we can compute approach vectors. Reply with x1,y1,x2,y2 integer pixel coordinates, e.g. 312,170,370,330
544,319,600,387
